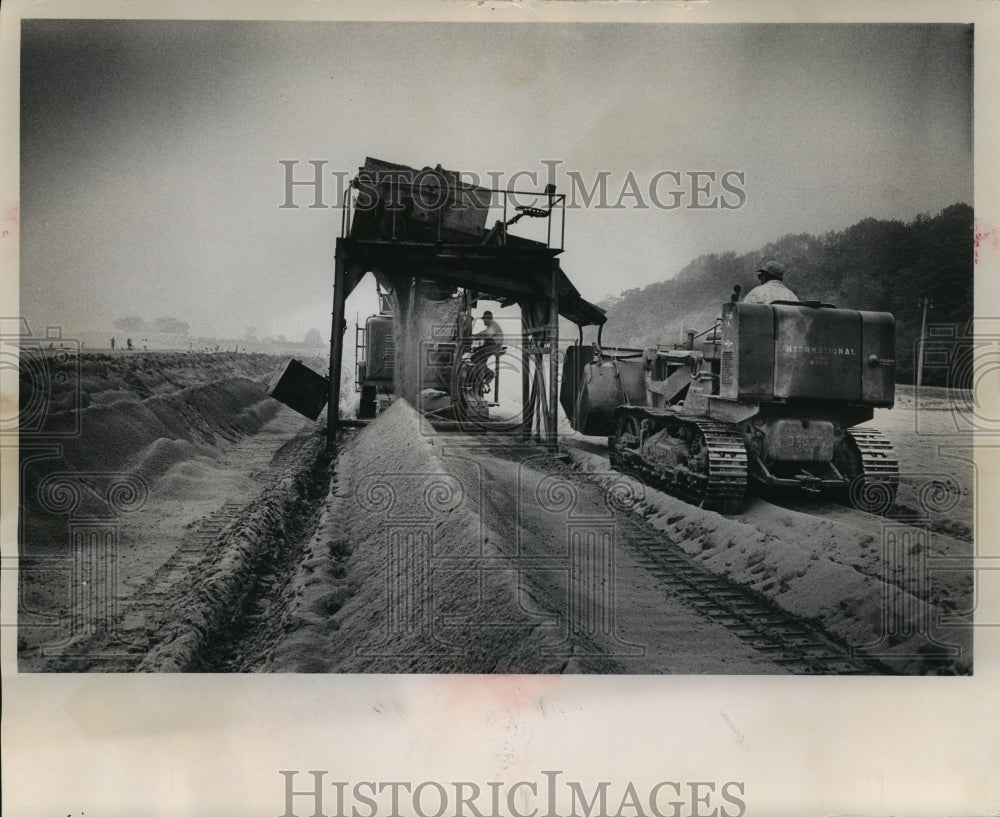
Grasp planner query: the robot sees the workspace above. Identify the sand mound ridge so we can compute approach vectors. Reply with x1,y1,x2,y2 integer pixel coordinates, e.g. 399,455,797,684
21,353,291,520
153,456,259,500
268,400,611,673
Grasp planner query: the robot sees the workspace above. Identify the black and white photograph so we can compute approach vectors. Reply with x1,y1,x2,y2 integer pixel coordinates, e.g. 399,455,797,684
3,1,1000,815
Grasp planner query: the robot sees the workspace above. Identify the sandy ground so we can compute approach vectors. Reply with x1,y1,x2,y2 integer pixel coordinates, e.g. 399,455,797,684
265,387,971,675
17,352,973,674
17,352,322,670
267,401,792,673
563,385,974,674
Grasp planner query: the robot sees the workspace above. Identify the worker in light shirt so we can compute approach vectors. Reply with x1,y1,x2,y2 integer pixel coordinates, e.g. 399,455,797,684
470,310,505,392
473,310,505,349
742,260,799,304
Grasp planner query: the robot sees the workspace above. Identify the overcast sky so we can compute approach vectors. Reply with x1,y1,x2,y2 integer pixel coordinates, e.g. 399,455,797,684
20,21,973,341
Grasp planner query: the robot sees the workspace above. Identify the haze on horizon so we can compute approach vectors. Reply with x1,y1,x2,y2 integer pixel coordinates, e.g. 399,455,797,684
20,21,972,342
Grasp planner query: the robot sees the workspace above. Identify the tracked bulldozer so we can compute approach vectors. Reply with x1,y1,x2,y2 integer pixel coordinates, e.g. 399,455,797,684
562,297,899,514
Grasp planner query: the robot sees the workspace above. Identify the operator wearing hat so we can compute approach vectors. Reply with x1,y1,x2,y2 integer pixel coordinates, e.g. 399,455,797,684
470,310,505,391
742,261,799,305
473,310,505,349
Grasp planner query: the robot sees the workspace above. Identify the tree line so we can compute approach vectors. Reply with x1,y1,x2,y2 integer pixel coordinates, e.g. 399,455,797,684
598,203,973,385
114,315,190,336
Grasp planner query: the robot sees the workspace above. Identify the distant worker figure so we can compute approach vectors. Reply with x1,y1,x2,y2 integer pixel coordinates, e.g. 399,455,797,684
742,261,799,305
110,337,116,350
470,310,505,391
126,337,133,350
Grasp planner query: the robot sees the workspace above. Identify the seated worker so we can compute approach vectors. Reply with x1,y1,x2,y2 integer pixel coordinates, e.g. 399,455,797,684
742,261,799,304
470,310,505,391
473,310,505,351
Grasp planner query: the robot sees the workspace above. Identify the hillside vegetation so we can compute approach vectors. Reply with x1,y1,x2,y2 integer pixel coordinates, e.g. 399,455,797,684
599,203,973,384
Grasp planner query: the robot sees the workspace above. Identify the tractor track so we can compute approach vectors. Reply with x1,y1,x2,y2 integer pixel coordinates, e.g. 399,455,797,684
124,429,319,628
570,433,972,654
528,450,895,675
611,413,748,514
192,450,334,672
37,502,260,671
37,423,330,672
619,524,889,674
199,433,362,671
137,428,336,672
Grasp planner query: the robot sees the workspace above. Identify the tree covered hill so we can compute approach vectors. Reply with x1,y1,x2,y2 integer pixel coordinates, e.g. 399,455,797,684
599,203,973,384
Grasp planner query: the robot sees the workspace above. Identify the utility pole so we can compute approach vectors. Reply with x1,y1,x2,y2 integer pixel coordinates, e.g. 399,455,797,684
916,297,933,388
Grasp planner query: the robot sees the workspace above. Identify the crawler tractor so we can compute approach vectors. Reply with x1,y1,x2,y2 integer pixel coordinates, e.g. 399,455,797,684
562,297,899,514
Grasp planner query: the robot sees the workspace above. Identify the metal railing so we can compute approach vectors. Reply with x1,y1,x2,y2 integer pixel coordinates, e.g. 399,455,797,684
339,171,567,251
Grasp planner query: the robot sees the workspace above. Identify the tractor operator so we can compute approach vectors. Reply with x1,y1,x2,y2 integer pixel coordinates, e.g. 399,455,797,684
742,261,799,304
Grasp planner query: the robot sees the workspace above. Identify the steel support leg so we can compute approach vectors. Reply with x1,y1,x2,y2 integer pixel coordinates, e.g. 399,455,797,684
547,269,560,450
327,239,347,450
521,308,531,440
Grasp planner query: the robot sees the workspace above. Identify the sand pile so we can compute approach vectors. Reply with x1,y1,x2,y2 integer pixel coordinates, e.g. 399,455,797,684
130,437,213,485
152,456,259,501
20,354,293,515
267,399,608,673
18,353,303,590
28,351,285,411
